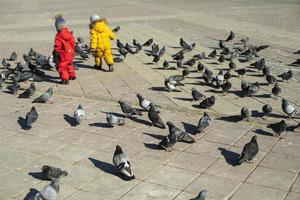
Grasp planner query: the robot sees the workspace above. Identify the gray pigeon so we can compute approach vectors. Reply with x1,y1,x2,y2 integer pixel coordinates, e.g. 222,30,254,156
32,87,53,103
24,106,38,130
167,121,195,143
164,78,177,92
262,104,272,118
118,100,142,117
191,190,207,200
35,178,60,200
10,51,17,61
106,113,125,127
148,103,165,129
73,104,85,125
267,120,287,138
7,79,20,94
245,82,260,96
159,131,177,152
282,98,300,119
238,136,259,165
199,96,215,109
41,165,68,180
241,107,251,121
19,83,36,98
113,145,135,180
196,112,212,134
2,58,10,69
192,88,206,101
272,83,281,99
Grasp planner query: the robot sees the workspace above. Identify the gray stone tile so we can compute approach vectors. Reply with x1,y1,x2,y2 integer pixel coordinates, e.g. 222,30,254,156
291,175,300,193
285,192,300,200
145,165,199,190
230,183,286,200
246,166,296,191
119,181,180,200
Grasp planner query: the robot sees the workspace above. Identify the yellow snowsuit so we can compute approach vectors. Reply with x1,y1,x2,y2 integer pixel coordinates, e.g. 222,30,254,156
90,21,115,66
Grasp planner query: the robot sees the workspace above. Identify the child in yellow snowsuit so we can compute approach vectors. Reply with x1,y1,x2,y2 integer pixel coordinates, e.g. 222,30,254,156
89,15,115,71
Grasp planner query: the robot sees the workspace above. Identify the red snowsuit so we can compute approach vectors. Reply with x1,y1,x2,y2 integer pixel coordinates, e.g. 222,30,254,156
54,27,76,81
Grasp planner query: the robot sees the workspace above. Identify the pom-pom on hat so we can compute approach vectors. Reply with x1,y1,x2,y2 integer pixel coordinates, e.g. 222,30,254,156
54,14,67,31
90,14,100,23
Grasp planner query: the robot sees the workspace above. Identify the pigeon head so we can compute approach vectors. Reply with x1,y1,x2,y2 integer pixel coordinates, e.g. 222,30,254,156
282,98,288,104
47,87,53,94
136,93,143,100
195,190,208,199
115,145,123,155
30,83,35,87
280,120,286,126
31,106,37,113
166,121,175,129
203,112,209,117
77,104,83,110
250,135,257,143
210,95,215,101
118,100,124,105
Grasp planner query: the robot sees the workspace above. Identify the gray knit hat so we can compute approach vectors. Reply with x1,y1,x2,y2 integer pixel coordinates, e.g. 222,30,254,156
54,14,67,31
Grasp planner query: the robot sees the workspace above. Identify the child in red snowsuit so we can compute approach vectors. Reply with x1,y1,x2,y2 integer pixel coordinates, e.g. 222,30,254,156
53,14,76,84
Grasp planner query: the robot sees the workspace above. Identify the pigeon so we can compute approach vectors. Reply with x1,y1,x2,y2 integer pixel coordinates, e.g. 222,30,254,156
221,81,232,94
218,55,225,63
2,58,10,69
282,98,300,119
113,145,135,180
32,88,53,103
137,93,155,111
245,82,260,96
180,38,189,48
191,190,207,200
185,58,196,67
219,40,226,49
238,136,259,165
116,39,125,49
158,46,166,57
112,26,120,33
224,70,232,80
262,104,272,118
164,78,178,92
74,104,85,125
118,47,128,58
220,47,230,55
235,68,246,77
225,31,235,42
7,80,20,94
193,53,205,60
197,62,205,72
229,60,236,70
125,43,136,54
196,112,212,134
24,106,38,130
9,51,17,61
182,68,190,77
192,88,206,101
142,38,153,46
114,57,123,63
19,71,35,82
278,70,293,81
262,67,271,76
199,96,215,109
118,100,142,117
251,58,265,71
163,60,169,69
177,60,184,68
241,80,249,92
267,120,287,137
33,178,60,200
41,165,68,180
152,55,160,63
106,113,125,127
133,39,141,47
19,83,36,98
272,83,281,99
148,103,165,128
172,50,185,61
159,131,177,152
266,74,277,85
208,49,217,58
241,107,251,121
167,121,195,143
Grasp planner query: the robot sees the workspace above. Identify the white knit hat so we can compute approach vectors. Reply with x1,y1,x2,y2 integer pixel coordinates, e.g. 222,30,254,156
90,14,100,23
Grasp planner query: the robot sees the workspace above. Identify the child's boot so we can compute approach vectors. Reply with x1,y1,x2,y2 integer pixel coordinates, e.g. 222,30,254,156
108,64,114,72
94,64,102,70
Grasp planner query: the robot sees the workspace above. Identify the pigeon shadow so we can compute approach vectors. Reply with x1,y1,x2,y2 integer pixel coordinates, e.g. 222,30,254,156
143,132,165,140
251,110,264,118
216,115,242,123
254,94,272,98
253,129,274,137
28,172,47,180
144,143,162,150
149,86,169,92
258,83,269,86
228,90,244,97
88,158,131,181
144,62,154,65
101,111,126,118
17,117,27,129
173,97,193,101
23,188,40,200
205,89,223,94
63,114,77,127
89,122,111,128
182,122,197,134
247,74,264,77
218,147,239,166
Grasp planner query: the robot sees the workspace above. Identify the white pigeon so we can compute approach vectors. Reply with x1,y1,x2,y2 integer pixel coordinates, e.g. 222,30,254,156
74,104,85,125
31,179,60,200
137,93,151,110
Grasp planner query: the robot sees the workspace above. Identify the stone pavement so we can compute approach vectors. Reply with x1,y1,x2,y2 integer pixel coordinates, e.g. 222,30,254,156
0,0,300,199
